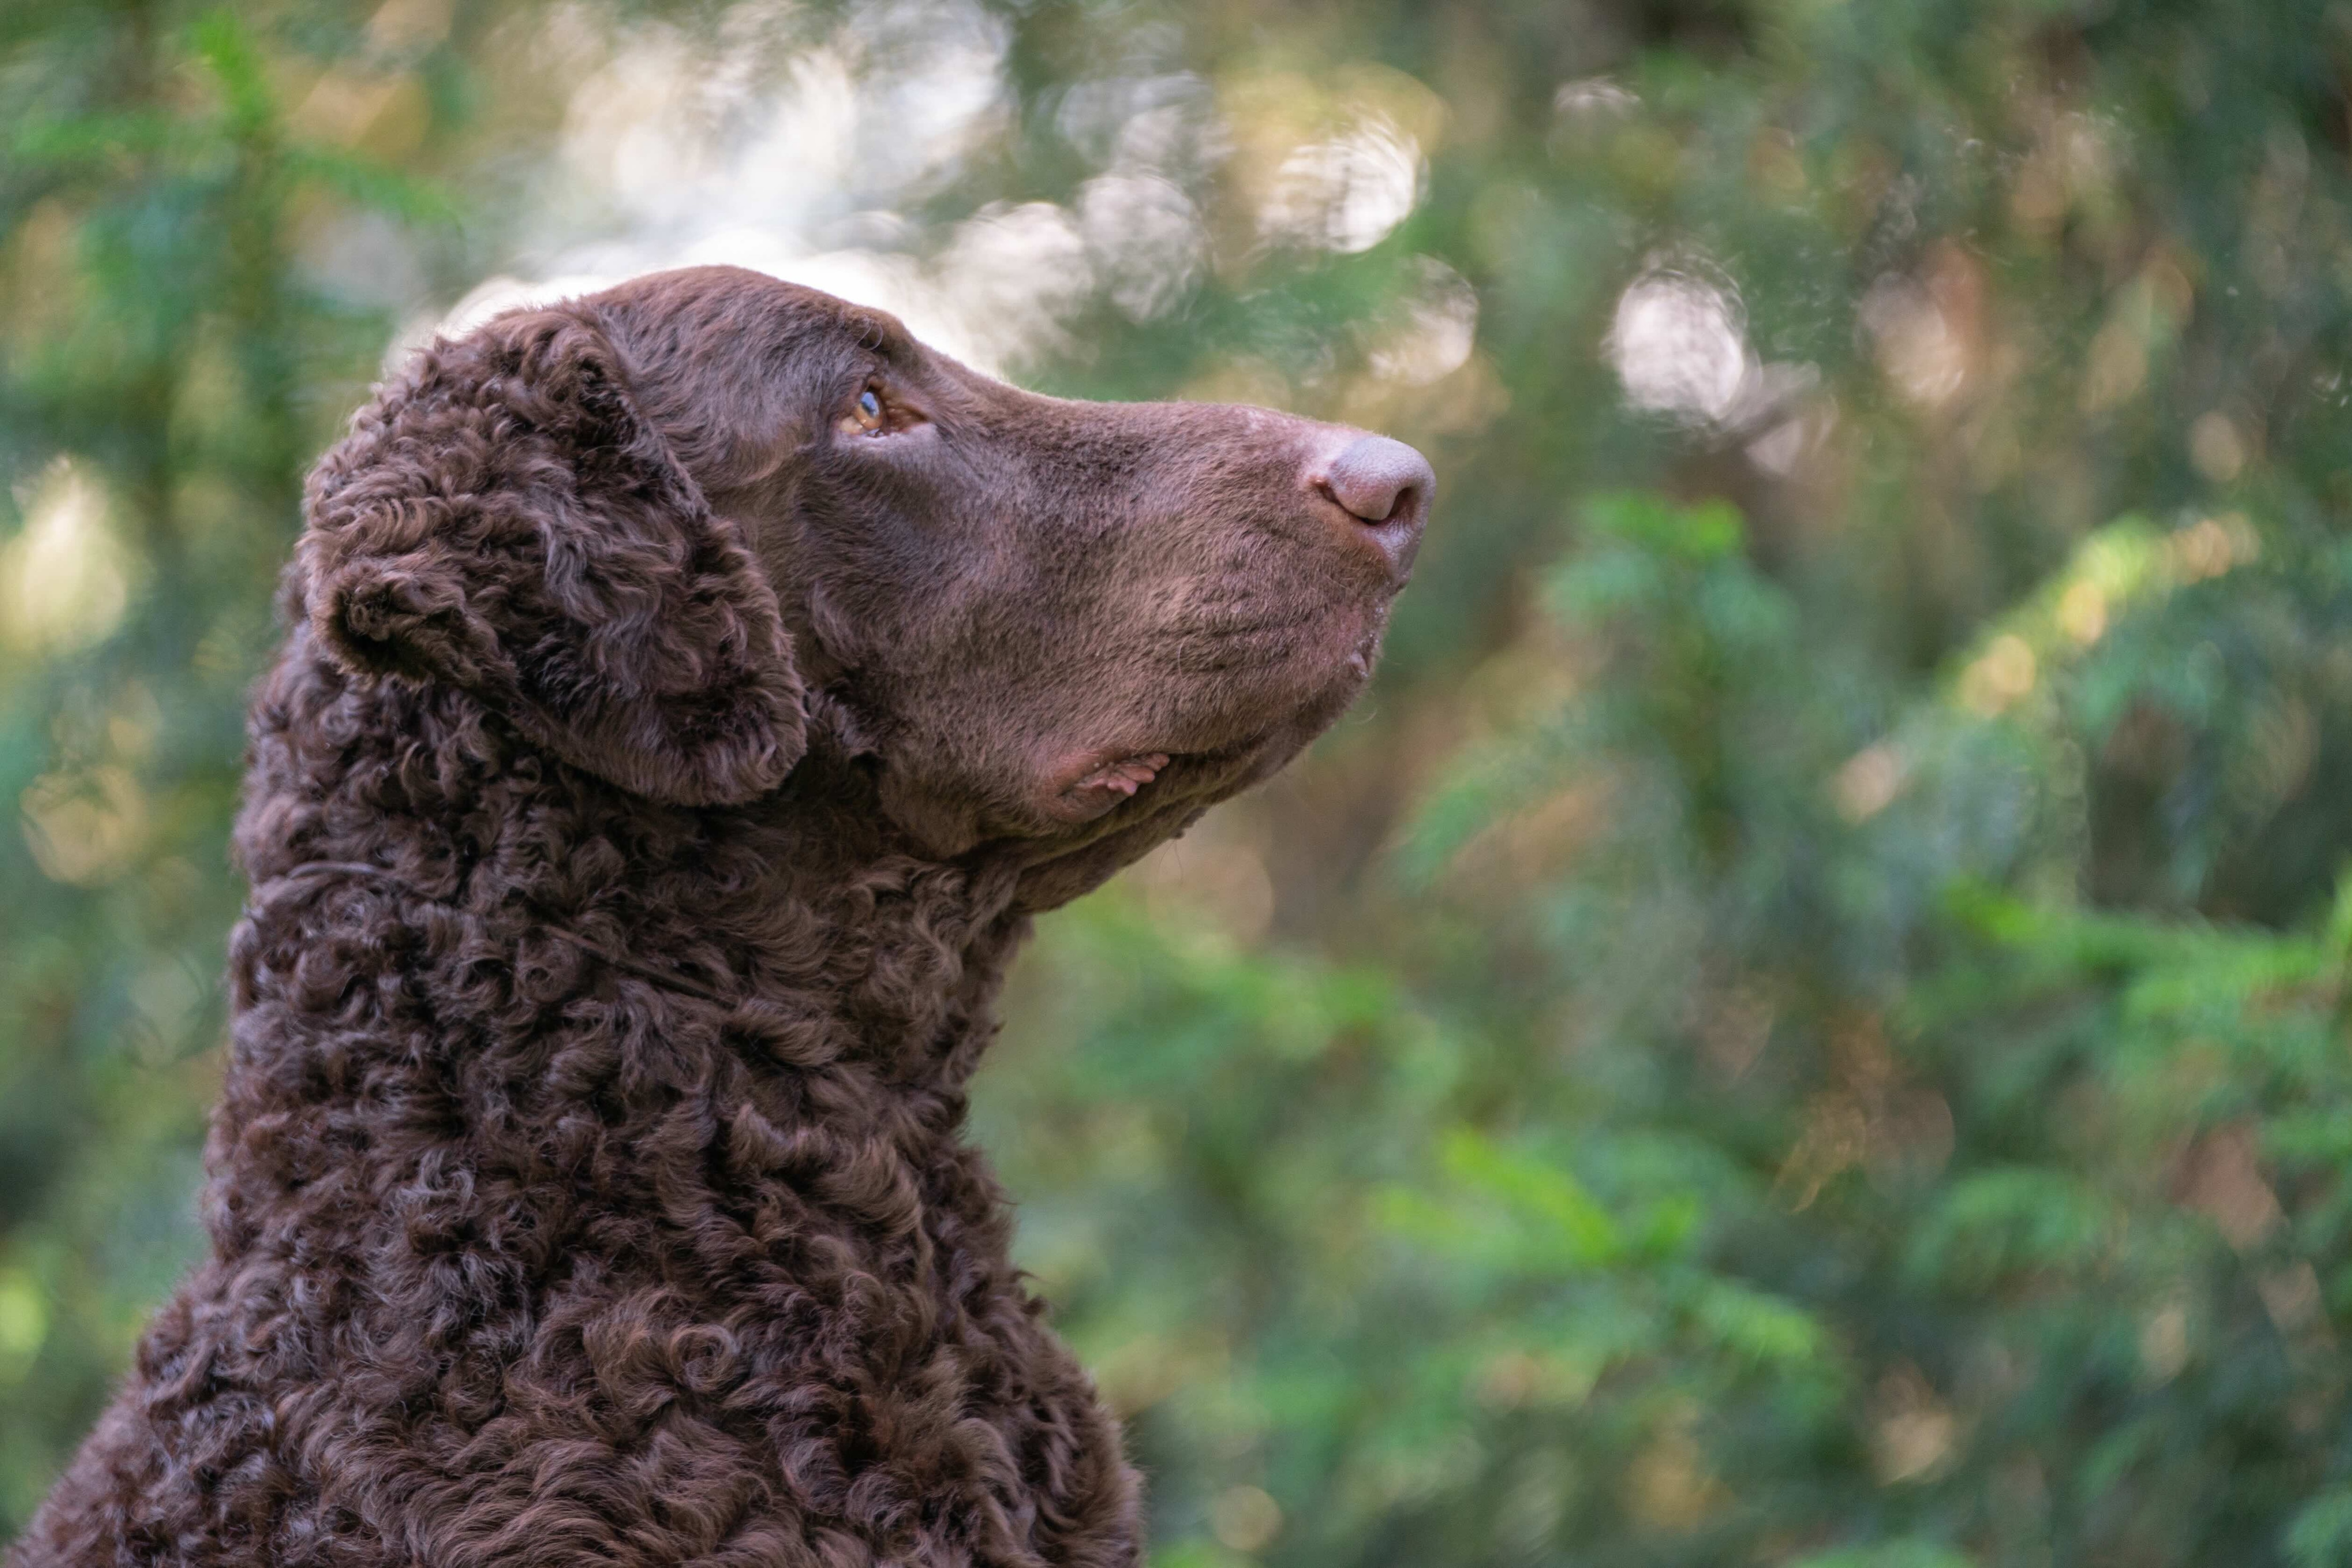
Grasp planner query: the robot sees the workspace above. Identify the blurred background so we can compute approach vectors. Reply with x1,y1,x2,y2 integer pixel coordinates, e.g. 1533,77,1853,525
8,0,2352,1562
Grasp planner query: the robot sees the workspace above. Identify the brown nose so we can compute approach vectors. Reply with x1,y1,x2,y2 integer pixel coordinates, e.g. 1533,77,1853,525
1316,434,1433,576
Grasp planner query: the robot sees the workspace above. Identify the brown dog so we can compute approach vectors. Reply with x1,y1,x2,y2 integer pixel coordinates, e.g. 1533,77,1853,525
12,266,1430,1568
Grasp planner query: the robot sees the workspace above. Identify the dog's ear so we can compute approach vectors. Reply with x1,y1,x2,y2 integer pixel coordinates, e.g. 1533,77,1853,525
299,305,805,806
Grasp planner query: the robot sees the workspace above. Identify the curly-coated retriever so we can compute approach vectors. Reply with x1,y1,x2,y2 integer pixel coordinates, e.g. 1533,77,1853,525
12,265,1431,1568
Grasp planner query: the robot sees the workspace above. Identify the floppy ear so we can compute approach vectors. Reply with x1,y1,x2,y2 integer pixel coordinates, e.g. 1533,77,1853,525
299,305,805,806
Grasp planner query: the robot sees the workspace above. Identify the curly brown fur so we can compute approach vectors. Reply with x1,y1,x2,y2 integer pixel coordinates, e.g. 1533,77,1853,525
10,267,1430,1568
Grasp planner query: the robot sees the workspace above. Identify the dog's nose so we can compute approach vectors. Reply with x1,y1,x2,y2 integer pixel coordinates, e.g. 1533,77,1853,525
1325,435,1433,524
1315,435,1433,576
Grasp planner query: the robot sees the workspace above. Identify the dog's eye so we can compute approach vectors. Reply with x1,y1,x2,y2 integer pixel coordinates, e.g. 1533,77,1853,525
842,387,888,436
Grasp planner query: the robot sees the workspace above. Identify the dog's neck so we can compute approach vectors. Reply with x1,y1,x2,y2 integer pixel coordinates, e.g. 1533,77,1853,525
730,765,1039,1095
230,657,1050,1149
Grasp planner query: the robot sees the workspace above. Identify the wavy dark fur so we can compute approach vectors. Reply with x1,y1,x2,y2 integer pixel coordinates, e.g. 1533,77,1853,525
11,267,1426,1568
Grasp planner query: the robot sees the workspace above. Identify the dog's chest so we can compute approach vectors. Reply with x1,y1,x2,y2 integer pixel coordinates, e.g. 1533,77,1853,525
331,1106,1137,1566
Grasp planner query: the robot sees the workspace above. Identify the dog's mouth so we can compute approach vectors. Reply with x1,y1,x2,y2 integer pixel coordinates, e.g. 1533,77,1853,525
1041,747,1176,823
1071,751,1171,799
1033,623,1389,829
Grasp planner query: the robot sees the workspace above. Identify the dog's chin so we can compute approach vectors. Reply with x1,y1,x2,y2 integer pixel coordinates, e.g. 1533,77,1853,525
1003,667,1378,910
1030,657,1375,827
873,621,1385,874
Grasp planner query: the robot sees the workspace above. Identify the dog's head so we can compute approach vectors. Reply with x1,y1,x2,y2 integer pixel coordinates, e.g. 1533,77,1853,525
302,265,1430,902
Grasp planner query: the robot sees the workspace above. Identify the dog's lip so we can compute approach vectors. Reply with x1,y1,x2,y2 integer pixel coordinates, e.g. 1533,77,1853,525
1070,751,1171,798
1039,746,1179,822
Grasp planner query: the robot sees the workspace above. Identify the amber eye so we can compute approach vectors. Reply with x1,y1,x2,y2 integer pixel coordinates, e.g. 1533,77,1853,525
842,387,887,435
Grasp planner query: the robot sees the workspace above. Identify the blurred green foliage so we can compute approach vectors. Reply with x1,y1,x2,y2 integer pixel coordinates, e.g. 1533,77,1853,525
9,0,2352,1562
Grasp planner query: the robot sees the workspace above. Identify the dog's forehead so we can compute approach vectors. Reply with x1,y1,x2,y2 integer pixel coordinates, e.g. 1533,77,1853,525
836,304,923,368
734,277,920,364
596,267,922,366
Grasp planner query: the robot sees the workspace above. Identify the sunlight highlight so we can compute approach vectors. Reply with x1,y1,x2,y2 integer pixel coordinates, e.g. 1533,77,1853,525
1258,116,1424,254
410,0,1119,376
1606,270,1752,424
0,459,137,656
